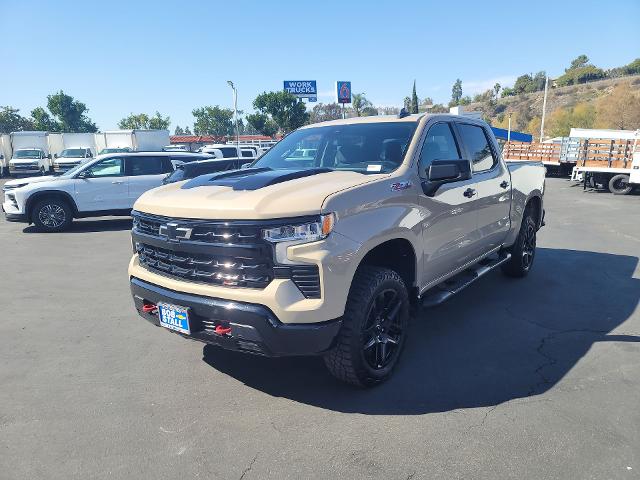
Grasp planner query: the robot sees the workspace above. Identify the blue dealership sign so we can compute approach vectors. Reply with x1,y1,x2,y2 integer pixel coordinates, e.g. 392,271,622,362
336,81,351,104
284,81,317,100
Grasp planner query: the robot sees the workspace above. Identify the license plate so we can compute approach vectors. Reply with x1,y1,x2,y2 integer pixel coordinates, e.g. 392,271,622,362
157,303,190,335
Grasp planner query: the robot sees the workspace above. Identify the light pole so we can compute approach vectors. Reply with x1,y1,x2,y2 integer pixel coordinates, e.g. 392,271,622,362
540,75,549,142
227,81,239,152
507,112,512,143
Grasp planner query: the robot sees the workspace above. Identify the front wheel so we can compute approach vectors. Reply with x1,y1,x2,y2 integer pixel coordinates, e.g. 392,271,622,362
323,266,409,387
31,198,73,232
501,209,537,278
608,174,632,195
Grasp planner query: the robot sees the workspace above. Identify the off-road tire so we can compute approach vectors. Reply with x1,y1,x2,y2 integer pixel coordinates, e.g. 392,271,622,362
31,197,73,232
501,207,537,278
323,266,409,387
608,174,632,195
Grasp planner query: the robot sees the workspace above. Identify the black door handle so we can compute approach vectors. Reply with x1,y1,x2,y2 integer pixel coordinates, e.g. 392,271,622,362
500,180,509,189
463,188,476,198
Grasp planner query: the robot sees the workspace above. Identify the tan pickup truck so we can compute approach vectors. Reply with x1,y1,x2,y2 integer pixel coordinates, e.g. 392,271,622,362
129,113,545,387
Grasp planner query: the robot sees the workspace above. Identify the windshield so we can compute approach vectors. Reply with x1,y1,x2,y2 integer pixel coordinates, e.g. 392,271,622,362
60,148,85,158
100,148,130,154
252,122,417,174
14,149,42,159
61,160,93,177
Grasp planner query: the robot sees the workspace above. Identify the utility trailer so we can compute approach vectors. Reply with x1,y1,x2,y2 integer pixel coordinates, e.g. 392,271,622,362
503,138,579,176
96,130,170,155
570,133,640,195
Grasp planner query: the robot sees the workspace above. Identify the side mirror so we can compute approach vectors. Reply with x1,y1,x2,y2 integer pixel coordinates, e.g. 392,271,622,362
76,170,92,179
421,160,472,197
240,163,251,169
47,154,52,159
54,153,58,159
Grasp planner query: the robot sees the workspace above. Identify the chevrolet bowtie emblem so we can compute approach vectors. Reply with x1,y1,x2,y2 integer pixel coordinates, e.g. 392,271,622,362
159,222,193,242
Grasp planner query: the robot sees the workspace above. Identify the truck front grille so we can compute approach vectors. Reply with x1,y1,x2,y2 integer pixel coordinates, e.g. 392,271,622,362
135,242,271,288
132,211,322,297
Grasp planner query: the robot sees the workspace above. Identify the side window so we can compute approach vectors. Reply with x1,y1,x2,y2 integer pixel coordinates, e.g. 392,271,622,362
128,156,167,176
85,157,124,177
457,124,497,172
418,123,460,177
220,147,237,158
161,157,174,173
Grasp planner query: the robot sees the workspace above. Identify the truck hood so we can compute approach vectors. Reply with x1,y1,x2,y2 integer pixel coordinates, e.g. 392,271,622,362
134,168,380,220
4,175,60,187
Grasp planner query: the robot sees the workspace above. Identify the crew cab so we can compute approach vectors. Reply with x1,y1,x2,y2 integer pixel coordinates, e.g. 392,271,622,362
2,152,194,231
128,114,545,387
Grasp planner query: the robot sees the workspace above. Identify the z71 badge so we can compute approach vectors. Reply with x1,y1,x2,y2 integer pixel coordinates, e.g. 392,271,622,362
390,181,412,191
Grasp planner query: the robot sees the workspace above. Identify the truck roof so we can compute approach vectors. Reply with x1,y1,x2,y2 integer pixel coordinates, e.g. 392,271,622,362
299,113,485,129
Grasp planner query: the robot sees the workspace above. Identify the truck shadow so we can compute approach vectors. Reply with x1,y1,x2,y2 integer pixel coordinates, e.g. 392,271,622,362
22,218,132,234
202,248,640,415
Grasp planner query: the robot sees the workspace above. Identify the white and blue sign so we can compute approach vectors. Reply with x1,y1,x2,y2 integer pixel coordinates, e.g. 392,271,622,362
336,81,351,104
284,81,317,101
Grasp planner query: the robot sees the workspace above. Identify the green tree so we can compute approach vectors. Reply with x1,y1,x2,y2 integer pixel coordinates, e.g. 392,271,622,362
148,111,170,130
410,81,419,114
569,55,589,70
493,83,501,100
191,106,234,136
46,90,97,132
450,79,463,106
118,113,150,129
0,106,33,133
403,96,412,111
246,113,278,137
352,93,373,117
174,125,184,135
30,107,59,131
252,91,309,133
184,126,192,135
309,103,343,123
556,56,604,86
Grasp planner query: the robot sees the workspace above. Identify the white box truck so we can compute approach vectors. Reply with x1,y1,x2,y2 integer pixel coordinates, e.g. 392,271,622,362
96,130,170,155
8,131,51,176
52,133,97,173
0,134,12,177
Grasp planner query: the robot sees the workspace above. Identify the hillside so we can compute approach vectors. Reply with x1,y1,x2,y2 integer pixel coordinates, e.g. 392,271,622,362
466,74,640,138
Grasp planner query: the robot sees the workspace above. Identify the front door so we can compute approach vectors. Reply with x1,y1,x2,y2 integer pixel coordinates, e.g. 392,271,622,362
417,121,481,288
126,156,174,207
74,157,128,212
455,123,511,254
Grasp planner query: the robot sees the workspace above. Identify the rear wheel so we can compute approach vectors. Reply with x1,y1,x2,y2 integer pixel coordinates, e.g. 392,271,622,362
323,266,409,387
501,207,537,278
608,174,632,195
31,198,73,232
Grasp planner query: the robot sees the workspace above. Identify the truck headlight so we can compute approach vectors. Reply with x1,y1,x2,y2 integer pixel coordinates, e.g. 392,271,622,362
262,213,335,244
3,183,28,192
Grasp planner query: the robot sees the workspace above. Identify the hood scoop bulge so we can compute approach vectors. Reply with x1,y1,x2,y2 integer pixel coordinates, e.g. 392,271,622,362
181,167,333,191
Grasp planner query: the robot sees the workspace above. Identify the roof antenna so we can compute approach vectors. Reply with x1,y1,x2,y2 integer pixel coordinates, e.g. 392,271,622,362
398,107,410,119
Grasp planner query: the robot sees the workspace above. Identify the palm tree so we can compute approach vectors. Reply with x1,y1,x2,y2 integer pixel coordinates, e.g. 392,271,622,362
352,93,371,117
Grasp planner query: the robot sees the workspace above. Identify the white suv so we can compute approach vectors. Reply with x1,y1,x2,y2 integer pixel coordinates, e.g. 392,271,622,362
2,152,190,232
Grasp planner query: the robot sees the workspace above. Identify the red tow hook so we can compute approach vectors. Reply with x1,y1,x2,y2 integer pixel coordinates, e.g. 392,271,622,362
142,303,157,314
214,325,232,336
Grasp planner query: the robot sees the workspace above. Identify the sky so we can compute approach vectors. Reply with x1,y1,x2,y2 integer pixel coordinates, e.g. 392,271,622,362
1,0,639,131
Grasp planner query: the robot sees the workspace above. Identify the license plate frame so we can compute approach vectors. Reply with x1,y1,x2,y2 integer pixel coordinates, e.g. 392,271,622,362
157,303,191,335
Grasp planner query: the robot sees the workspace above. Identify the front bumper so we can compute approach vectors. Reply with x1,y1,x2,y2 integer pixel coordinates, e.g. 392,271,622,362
130,277,342,356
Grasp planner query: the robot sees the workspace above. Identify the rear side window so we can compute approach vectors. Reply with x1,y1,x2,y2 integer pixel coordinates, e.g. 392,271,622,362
128,156,172,176
457,124,497,172
219,147,238,158
418,122,460,176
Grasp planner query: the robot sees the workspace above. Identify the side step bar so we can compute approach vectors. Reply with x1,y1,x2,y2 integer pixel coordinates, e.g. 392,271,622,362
420,252,511,308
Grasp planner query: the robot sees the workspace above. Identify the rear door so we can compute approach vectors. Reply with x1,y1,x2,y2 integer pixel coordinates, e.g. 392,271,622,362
418,121,481,287
74,157,129,212
125,156,174,207
455,123,511,254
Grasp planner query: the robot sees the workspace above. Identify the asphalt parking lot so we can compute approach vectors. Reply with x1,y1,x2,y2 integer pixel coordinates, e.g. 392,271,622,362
0,177,638,479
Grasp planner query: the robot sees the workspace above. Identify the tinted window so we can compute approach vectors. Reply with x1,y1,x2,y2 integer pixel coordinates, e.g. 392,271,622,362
163,160,239,184
220,147,238,158
128,156,171,176
241,150,253,157
86,157,124,177
253,122,417,174
418,123,460,176
457,124,497,172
